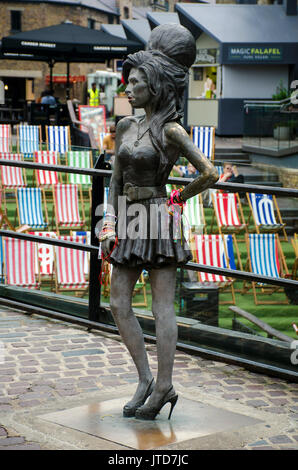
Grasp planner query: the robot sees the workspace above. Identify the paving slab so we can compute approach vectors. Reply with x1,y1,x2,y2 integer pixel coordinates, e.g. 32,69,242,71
0,306,297,451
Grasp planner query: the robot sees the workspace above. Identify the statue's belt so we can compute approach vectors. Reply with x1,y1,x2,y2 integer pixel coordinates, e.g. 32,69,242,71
123,183,167,202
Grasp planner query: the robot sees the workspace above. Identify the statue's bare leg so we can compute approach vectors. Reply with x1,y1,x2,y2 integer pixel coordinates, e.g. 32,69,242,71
110,264,154,407
144,265,177,407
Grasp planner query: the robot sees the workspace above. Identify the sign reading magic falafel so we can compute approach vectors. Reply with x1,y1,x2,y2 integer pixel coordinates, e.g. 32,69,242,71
228,46,283,62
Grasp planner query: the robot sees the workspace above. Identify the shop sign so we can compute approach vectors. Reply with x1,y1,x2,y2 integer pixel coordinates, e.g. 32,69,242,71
195,48,218,64
228,46,283,61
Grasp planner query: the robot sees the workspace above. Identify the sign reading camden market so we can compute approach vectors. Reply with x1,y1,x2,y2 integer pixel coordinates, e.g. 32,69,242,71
228,45,283,62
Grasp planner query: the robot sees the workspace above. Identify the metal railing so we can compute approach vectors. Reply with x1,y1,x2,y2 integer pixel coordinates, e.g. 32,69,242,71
0,157,298,379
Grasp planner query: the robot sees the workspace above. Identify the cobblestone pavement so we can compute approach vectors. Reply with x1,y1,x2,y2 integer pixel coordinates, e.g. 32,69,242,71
0,306,297,450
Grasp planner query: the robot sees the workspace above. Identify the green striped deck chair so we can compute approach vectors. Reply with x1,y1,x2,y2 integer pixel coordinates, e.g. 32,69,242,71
67,151,92,186
183,194,205,238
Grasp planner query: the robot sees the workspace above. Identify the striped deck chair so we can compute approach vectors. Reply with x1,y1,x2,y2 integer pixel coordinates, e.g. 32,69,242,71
183,194,205,240
17,124,41,157
247,193,287,241
54,235,89,295
191,234,235,304
243,233,289,305
211,192,247,235
0,125,12,153
0,237,3,283
28,231,56,282
3,237,40,289
215,165,223,177
0,153,26,189
71,230,90,275
67,151,92,186
34,151,60,187
16,188,48,230
191,126,215,160
0,153,26,215
52,184,85,233
46,126,71,154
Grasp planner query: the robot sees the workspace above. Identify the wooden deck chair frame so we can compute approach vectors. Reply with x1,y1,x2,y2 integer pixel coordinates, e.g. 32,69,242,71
190,233,236,305
53,235,89,297
16,124,42,155
46,125,71,154
3,237,41,289
15,187,49,231
246,192,288,241
190,126,215,161
52,184,86,234
242,233,289,305
211,191,247,237
0,124,12,153
291,233,298,280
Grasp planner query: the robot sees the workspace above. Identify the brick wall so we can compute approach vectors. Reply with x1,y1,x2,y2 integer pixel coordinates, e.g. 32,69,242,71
0,1,117,102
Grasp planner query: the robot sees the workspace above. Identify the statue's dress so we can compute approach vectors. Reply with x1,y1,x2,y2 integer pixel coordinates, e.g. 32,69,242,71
108,135,192,269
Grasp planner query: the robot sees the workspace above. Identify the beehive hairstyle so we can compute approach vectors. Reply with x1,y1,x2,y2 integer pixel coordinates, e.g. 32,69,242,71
122,23,196,173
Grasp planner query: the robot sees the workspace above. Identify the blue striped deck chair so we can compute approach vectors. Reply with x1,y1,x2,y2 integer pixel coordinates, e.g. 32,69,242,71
191,126,215,160
247,193,287,241
46,126,70,154
243,233,289,305
67,151,92,186
16,187,48,230
17,125,40,158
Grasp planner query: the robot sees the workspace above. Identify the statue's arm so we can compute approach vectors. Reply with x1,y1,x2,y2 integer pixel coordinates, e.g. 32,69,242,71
165,123,218,201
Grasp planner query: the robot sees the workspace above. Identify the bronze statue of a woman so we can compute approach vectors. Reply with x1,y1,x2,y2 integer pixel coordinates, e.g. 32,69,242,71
99,24,218,420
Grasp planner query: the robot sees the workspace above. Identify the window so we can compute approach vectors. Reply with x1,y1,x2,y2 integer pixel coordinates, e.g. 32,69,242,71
88,18,95,29
11,10,22,32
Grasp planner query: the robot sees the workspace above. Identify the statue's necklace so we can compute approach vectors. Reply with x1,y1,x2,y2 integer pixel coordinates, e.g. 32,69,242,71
134,119,149,147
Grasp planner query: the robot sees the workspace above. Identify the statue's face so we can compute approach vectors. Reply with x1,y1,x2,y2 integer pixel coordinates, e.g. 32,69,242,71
125,67,151,108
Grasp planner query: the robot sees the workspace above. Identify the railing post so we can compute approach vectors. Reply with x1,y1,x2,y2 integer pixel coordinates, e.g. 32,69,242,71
88,153,107,322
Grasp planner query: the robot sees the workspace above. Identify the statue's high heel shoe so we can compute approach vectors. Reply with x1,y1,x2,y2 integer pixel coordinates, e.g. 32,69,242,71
123,378,155,417
135,386,178,421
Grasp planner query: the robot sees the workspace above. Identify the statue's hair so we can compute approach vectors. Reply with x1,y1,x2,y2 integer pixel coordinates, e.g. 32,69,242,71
122,24,196,172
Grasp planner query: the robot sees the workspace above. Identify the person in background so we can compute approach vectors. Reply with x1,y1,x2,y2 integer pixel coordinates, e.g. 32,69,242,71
40,89,56,105
220,162,244,184
87,82,100,107
173,162,199,179
102,125,116,166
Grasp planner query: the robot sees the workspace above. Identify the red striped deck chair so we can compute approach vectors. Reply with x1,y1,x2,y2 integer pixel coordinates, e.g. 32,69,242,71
211,192,247,235
28,231,56,283
242,233,289,305
54,235,88,295
192,233,236,304
0,125,12,153
52,184,85,233
34,151,60,187
0,153,26,215
3,237,40,289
